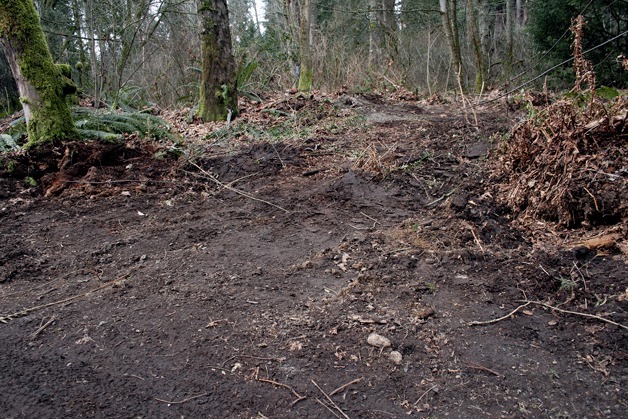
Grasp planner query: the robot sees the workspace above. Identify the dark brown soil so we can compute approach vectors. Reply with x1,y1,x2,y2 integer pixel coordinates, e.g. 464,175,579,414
1,94,626,418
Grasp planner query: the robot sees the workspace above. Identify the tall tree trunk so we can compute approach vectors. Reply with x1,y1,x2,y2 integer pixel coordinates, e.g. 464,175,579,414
466,0,485,93
85,0,103,108
197,0,238,122
0,0,77,147
369,0,396,70
369,0,382,68
284,0,300,85
515,0,522,26
71,0,87,90
478,0,490,70
382,0,397,63
504,0,514,81
450,0,462,72
297,0,313,92
252,0,262,36
439,0,463,86
309,0,317,46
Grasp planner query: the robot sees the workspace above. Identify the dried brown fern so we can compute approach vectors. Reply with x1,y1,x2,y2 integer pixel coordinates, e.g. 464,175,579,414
495,17,627,227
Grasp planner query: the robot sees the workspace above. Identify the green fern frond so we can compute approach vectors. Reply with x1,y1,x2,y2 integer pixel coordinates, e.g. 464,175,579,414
77,129,123,142
237,60,259,88
0,134,19,151
71,108,177,142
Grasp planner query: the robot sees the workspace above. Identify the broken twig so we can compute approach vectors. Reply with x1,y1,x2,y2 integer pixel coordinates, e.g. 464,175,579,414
463,221,485,253
315,398,342,419
0,268,138,324
155,393,208,404
188,162,290,213
467,362,502,377
257,378,306,406
426,189,455,207
221,354,284,367
30,315,57,339
312,380,349,419
468,302,531,326
330,377,363,396
413,385,438,406
526,300,628,330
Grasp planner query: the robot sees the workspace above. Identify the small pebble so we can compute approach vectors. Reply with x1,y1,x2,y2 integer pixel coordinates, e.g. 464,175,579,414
389,351,403,365
367,333,391,348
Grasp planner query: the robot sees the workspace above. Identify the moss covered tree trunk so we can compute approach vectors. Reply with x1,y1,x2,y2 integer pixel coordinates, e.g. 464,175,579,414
0,0,77,147
197,0,238,122
298,0,313,92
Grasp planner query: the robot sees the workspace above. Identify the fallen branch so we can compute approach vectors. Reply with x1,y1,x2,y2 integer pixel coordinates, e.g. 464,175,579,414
466,362,502,377
315,398,342,419
426,189,455,207
526,300,628,331
330,377,363,396
468,302,531,326
469,300,628,331
0,268,138,324
187,162,290,213
257,378,306,406
312,380,349,419
30,315,57,339
413,385,438,406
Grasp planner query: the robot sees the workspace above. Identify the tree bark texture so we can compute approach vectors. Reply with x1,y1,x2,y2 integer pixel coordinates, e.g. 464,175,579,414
504,0,514,81
439,0,463,85
197,0,238,122
382,0,397,58
0,0,77,147
369,0,382,67
466,0,485,93
284,0,300,75
368,0,397,69
298,0,313,92
71,0,86,89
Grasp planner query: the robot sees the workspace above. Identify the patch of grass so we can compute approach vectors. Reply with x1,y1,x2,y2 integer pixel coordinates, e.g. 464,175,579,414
557,276,577,292
25,176,37,187
399,150,431,171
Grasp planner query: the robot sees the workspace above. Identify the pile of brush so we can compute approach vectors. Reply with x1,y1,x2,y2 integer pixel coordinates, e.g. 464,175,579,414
496,16,627,227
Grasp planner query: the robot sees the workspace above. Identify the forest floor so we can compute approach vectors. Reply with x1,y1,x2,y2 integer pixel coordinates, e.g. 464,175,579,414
0,92,626,417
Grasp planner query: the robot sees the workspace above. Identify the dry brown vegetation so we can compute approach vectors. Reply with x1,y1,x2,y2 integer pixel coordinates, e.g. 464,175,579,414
496,94,627,227
495,18,627,227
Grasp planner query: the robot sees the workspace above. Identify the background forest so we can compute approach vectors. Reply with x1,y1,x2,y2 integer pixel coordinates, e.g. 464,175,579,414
0,0,626,115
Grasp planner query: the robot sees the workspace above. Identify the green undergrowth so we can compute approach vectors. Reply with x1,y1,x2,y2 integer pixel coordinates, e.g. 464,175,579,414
73,108,178,143
1,107,181,152
0,134,19,152
203,112,364,146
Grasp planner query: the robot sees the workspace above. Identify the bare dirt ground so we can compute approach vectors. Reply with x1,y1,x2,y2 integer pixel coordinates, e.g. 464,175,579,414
1,93,626,418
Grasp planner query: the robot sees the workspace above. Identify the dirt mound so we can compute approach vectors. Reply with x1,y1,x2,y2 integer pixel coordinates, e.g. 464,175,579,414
495,95,627,227
0,138,177,198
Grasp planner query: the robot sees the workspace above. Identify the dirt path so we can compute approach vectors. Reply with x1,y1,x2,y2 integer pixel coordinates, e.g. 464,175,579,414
1,95,626,417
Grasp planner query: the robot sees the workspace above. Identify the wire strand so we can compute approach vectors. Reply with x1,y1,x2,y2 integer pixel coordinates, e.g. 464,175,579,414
482,30,628,105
